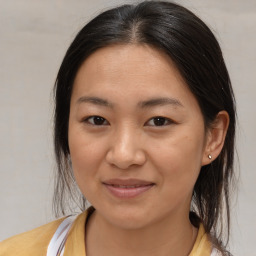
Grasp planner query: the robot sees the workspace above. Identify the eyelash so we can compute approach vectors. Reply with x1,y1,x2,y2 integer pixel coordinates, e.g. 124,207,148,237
146,116,174,126
83,116,174,127
84,116,109,126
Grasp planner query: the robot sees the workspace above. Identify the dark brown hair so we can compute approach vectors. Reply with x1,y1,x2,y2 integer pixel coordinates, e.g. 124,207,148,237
53,1,236,254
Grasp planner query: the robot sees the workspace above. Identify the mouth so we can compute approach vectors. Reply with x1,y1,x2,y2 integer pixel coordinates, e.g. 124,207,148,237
102,179,155,199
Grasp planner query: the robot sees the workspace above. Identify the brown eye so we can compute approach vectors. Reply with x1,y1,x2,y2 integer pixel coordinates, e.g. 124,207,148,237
146,117,172,126
85,116,109,125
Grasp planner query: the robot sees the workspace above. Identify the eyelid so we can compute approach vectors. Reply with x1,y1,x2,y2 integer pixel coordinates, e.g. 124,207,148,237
83,115,109,125
82,115,175,127
145,116,174,127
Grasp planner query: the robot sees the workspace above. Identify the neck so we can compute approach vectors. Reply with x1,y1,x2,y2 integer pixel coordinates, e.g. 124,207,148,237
85,210,198,256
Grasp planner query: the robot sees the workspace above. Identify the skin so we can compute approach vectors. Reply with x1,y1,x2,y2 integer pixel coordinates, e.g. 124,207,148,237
68,44,229,256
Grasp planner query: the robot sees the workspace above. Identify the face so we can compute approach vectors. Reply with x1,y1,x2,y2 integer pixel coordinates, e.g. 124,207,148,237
68,44,209,230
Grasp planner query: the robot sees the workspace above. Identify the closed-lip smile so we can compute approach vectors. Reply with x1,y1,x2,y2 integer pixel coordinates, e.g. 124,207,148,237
102,179,155,199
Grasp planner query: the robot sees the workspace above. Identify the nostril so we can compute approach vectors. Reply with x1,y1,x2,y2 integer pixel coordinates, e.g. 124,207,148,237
105,147,146,169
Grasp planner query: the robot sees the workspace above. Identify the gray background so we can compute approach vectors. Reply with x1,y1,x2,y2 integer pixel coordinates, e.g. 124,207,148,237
0,0,255,255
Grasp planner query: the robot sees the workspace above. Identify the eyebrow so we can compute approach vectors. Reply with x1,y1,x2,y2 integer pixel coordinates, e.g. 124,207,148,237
76,96,183,108
138,97,184,108
77,96,114,108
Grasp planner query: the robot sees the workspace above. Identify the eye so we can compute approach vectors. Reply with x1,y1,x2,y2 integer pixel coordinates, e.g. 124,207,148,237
146,116,173,126
84,116,109,126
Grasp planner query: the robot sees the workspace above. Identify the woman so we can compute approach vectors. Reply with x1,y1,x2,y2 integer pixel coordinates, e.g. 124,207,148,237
0,1,236,255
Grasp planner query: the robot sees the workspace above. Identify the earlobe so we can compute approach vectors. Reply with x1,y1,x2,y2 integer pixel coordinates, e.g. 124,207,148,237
201,111,230,166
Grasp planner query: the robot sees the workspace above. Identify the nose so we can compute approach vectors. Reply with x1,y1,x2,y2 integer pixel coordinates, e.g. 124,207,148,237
105,128,146,169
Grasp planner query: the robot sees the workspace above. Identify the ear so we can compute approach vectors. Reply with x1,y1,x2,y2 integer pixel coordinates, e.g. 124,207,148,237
201,111,230,166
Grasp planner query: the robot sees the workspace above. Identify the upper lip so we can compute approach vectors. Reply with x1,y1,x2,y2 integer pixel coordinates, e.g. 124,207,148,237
102,179,154,186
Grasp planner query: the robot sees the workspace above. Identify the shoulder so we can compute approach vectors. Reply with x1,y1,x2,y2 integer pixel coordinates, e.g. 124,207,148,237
211,248,223,255
0,217,65,256
190,223,213,256
191,224,229,256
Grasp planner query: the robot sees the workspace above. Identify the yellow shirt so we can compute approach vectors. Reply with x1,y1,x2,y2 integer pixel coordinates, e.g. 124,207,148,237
0,209,212,256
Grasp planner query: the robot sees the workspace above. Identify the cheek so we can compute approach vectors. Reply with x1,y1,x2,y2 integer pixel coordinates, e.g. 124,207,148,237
150,133,204,188
68,129,105,189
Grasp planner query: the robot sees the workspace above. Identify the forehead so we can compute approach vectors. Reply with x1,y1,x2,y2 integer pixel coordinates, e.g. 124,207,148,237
75,44,182,82
72,44,197,109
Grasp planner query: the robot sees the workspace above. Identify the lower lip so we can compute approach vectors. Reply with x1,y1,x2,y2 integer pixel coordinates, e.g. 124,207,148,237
103,184,154,199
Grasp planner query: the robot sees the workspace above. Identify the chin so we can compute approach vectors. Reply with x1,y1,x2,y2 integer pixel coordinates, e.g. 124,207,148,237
99,205,155,230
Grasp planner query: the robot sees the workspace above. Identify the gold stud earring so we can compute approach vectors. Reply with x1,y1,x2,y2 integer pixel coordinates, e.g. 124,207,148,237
208,154,212,159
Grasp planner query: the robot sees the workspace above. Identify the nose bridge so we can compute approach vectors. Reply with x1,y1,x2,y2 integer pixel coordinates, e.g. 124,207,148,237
106,124,145,169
